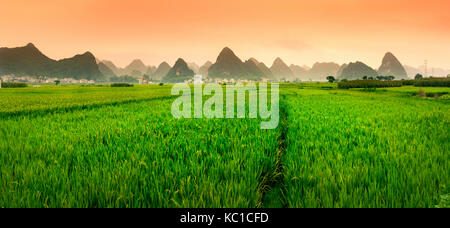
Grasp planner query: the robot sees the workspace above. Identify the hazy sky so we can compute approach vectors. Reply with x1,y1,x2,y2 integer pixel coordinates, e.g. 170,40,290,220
1,0,449,69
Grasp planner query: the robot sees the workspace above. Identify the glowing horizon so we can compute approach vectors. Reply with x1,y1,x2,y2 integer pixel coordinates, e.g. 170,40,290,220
1,0,449,69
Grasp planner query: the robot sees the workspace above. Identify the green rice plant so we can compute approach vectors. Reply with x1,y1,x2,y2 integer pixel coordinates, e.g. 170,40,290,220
0,85,172,116
414,78,450,87
281,87,449,208
0,84,448,208
1,82,27,88
401,80,415,86
338,80,402,89
110,83,134,87
0,87,279,208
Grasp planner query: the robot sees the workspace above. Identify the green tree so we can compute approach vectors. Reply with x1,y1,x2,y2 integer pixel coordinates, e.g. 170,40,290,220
326,76,336,83
386,76,395,81
415,74,423,80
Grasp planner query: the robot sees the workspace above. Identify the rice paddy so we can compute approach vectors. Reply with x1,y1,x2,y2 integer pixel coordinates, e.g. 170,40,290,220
0,84,448,208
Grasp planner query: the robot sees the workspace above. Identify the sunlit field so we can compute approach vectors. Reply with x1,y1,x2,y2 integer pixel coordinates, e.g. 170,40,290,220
0,84,448,208
281,84,449,208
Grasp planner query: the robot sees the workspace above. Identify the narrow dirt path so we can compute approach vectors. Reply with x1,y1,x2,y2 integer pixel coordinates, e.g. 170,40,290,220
258,95,289,208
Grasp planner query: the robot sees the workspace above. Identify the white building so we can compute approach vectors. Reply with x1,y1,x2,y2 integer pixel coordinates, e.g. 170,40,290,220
194,74,203,84
45,78,58,84
138,78,153,84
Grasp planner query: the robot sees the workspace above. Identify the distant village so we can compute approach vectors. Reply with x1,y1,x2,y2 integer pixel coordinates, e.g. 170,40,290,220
0,74,274,86
138,75,271,85
137,75,208,85
0,75,95,85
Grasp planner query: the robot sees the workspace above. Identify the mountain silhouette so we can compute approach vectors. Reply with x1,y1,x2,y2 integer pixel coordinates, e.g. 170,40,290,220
338,61,378,79
5,43,443,82
208,47,247,79
98,62,117,78
146,66,157,76
151,62,171,80
336,63,348,78
307,62,340,81
123,59,147,76
0,43,104,80
100,59,156,77
162,58,194,83
208,47,267,80
55,52,104,80
289,64,308,80
199,61,212,77
243,60,266,79
270,57,294,80
248,58,259,65
249,58,273,79
101,60,121,76
377,52,407,79
188,62,200,74
0,43,54,76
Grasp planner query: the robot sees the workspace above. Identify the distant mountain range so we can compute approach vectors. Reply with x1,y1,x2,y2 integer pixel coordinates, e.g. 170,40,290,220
337,61,378,80
152,62,171,81
249,58,274,79
100,60,121,76
337,52,408,80
207,47,272,80
98,62,116,78
1,43,449,82
404,65,450,78
289,64,308,80
188,62,200,74
0,43,104,80
163,58,194,83
377,52,408,79
305,62,341,81
270,58,294,80
98,59,156,78
124,59,148,77
198,61,212,77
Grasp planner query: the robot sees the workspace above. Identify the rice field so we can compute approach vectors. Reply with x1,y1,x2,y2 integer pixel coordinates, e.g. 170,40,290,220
0,84,448,208
282,85,449,208
0,85,171,115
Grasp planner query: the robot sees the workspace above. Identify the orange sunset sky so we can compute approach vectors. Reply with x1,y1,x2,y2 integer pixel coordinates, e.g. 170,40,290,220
1,0,449,69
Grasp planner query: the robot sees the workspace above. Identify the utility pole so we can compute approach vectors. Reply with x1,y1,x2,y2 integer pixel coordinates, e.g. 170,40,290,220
424,60,428,77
